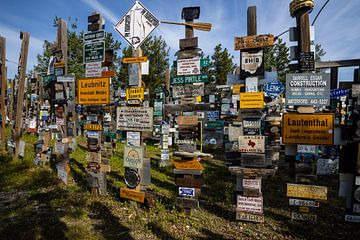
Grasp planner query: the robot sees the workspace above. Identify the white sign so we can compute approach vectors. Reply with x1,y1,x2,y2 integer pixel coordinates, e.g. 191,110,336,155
117,107,153,132
241,50,263,74
124,145,144,169
127,131,141,147
54,142,65,154
29,120,37,129
245,77,258,92
289,198,320,207
236,196,263,214
114,1,159,49
85,62,102,78
141,60,149,75
177,58,200,76
57,75,75,83
297,145,316,153
19,140,25,157
356,176,360,186
243,178,261,189
238,135,265,153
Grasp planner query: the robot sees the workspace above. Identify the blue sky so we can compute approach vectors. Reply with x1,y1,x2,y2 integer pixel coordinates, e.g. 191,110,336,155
1,0,359,81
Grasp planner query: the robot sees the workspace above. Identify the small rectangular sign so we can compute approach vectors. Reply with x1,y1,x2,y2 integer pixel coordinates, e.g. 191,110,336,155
124,145,144,169
84,124,103,131
297,145,316,153
243,178,261,189
236,195,263,214
289,198,320,207
172,83,204,98
178,187,195,197
172,160,204,171
353,204,360,213
236,211,264,223
84,41,105,63
345,215,360,222
116,107,153,132
126,87,144,100
83,30,105,42
291,211,317,222
120,188,145,203
171,74,209,85
85,62,102,78
234,34,274,50
238,136,265,153
126,131,141,147
240,92,264,109
287,183,328,200
177,58,200,76
78,77,110,105
123,56,148,64
57,75,75,83
282,113,334,145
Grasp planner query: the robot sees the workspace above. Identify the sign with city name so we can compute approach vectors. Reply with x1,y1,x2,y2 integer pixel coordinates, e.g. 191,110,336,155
78,77,110,105
289,198,320,207
285,73,330,106
282,113,334,145
120,188,145,203
234,34,274,50
170,74,209,85
287,183,328,200
116,107,153,132
84,41,105,63
238,135,265,153
263,81,285,99
126,87,144,100
177,58,200,76
172,159,204,171
124,145,144,169
122,56,148,64
84,124,103,131
240,92,264,109
172,83,204,98
236,196,263,214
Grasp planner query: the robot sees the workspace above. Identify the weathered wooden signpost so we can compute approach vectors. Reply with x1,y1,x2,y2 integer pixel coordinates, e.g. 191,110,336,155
115,0,159,204
0,36,7,153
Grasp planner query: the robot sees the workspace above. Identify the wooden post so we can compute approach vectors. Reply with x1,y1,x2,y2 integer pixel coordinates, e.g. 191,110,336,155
330,67,338,89
165,67,170,104
295,10,311,58
14,32,29,160
9,79,14,122
247,6,257,36
0,36,7,153
185,20,194,38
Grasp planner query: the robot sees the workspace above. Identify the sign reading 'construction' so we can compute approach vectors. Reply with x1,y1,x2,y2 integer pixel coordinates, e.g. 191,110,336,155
282,113,334,145
78,77,110,105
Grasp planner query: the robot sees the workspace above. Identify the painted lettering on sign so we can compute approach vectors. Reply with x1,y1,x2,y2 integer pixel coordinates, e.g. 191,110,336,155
123,145,144,169
126,87,144,100
287,183,328,200
117,107,153,132
235,35,274,50
289,198,320,207
177,58,200,76
291,211,317,222
243,178,261,189
178,187,195,197
240,92,264,109
172,83,204,98
238,135,265,153
172,159,204,171
236,211,264,223
78,77,110,105
170,74,209,85
84,124,103,131
236,195,263,214
120,188,145,203
123,56,148,63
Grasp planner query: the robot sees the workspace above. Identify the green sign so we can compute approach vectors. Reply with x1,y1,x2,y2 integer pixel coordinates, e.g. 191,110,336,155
104,132,117,139
84,41,105,63
206,121,224,129
154,101,163,116
173,58,210,68
171,74,209,85
79,120,88,126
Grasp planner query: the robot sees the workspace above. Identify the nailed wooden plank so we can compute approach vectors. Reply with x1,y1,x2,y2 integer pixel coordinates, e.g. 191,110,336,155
236,211,264,223
120,188,145,203
175,174,203,188
287,183,327,201
179,37,198,49
164,103,211,114
176,197,199,209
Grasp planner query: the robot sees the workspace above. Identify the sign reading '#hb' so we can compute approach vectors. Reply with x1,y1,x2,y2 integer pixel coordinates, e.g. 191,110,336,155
282,113,334,145
240,92,264,109
287,183,328,200
114,1,159,49
238,135,265,153
177,58,200,76
78,77,110,105
234,34,274,50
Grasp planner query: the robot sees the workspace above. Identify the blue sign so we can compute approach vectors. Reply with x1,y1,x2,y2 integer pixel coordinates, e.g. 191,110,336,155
179,187,195,197
330,88,350,99
263,81,284,99
207,111,219,120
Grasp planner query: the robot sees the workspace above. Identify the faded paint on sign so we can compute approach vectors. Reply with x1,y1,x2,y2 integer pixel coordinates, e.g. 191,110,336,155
287,183,327,200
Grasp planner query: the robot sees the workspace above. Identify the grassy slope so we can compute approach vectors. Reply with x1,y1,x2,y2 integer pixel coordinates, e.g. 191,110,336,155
0,133,359,240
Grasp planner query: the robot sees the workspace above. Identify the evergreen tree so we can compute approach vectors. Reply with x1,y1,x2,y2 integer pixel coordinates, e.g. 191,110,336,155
315,43,326,62
264,38,289,83
209,44,235,85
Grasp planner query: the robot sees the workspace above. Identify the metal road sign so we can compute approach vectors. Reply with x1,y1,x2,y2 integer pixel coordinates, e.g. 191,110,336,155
263,81,285,99
114,1,159,49
84,42,105,63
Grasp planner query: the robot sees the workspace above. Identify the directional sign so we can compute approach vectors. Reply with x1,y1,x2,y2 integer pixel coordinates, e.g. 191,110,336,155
83,30,105,42
84,42,105,63
114,1,159,49
263,81,285,99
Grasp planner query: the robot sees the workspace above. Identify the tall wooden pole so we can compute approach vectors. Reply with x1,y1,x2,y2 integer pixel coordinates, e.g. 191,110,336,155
296,11,311,55
14,32,29,159
0,36,7,153
9,79,14,122
247,6,257,36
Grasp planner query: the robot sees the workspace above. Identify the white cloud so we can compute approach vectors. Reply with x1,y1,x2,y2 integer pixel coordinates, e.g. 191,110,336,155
81,0,119,25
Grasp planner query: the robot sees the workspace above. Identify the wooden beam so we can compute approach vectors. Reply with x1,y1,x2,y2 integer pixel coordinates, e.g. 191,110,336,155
296,11,310,54
316,59,360,69
247,6,257,36
0,36,7,153
330,67,338,89
14,32,30,159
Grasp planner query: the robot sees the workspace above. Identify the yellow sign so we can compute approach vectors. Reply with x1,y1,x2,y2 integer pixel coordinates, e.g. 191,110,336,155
78,77,110,105
120,188,145,203
126,87,144,100
232,84,244,94
54,61,65,68
240,92,264,109
196,96,201,102
234,35,274,50
122,56,148,64
287,183,328,201
84,124,103,131
172,159,204,171
282,113,334,145
299,206,310,213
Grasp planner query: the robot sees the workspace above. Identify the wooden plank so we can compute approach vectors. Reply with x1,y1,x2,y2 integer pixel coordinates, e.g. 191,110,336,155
236,211,264,223
175,174,203,188
287,183,327,200
172,159,204,171
179,37,198,49
0,37,6,153
120,188,145,203
315,59,360,69
176,197,199,209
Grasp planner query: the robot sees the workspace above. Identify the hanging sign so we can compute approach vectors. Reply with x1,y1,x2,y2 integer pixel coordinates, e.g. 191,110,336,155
176,58,201,76
124,145,144,169
234,34,274,50
116,107,153,132
241,50,264,79
114,1,159,49
282,113,334,145
126,87,144,100
240,92,264,109
299,52,315,72
126,131,141,147
238,135,265,153
78,77,110,105
287,183,328,200
285,73,330,106
57,75,75,83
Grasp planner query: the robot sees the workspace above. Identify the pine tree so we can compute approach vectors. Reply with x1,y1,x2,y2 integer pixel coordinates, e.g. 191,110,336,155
209,44,235,85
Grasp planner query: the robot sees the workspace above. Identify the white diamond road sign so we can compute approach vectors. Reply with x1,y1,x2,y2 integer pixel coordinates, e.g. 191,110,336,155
114,1,160,49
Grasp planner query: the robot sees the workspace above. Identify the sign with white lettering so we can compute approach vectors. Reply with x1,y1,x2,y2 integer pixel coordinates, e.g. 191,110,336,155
124,145,144,169
238,135,265,153
178,187,195,197
291,211,317,222
84,30,105,42
236,195,263,214
116,107,153,132
84,42,105,63
177,58,200,76
263,81,284,99
285,73,330,106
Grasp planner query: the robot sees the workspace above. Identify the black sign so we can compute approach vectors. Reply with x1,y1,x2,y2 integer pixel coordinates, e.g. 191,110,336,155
240,49,264,79
124,168,141,189
299,52,315,71
182,7,200,20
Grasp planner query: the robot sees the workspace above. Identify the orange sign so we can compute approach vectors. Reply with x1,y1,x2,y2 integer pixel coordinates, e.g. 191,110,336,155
122,56,148,64
120,188,145,203
172,159,204,171
232,84,244,94
240,92,264,109
84,124,103,131
177,116,198,126
102,70,116,77
78,77,110,105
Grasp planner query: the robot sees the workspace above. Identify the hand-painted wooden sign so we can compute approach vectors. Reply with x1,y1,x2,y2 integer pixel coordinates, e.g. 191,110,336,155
84,42,105,63
122,56,148,63
263,81,285,99
124,145,144,169
120,188,145,203
240,92,264,109
287,183,328,200
234,34,274,50
117,107,153,132
236,195,263,214
238,135,265,153
84,124,103,131
78,77,110,105
282,113,334,145
172,159,204,171
172,83,204,98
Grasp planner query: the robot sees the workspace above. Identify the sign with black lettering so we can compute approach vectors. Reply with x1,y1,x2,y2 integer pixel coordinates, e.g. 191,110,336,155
240,50,264,79
117,107,153,132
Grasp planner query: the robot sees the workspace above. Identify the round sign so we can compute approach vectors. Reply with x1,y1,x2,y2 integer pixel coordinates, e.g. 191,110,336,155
124,168,141,189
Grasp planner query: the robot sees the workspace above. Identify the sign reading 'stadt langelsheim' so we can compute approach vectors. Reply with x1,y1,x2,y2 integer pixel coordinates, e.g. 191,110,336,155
286,73,330,106
282,113,334,145
78,77,110,105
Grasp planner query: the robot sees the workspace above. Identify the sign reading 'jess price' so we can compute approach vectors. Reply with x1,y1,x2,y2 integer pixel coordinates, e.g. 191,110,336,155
78,77,110,105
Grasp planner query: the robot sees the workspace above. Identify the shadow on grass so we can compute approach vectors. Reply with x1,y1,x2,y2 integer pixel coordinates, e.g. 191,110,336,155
89,201,134,240
147,221,177,240
69,158,87,189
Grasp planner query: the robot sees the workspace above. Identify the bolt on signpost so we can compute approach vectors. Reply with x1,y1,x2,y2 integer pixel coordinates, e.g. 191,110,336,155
115,1,159,205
